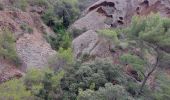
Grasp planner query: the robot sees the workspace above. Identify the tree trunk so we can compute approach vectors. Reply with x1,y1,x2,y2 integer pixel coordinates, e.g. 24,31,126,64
139,48,160,93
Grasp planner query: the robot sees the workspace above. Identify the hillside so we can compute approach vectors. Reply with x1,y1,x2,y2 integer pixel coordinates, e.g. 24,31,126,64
0,0,170,100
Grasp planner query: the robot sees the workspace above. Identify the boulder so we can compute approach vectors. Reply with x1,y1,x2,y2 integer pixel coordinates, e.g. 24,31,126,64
72,30,112,59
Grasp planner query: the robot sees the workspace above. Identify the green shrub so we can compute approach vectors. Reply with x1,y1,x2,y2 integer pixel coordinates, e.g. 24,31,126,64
77,83,133,100
118,42,129,50
61,59,126,99
0,29,20,66
45,29,72,50
13,0,28,11
97,29,119,44
58,47,73,64
0,79,34,100
20,23,33,34
127,14,170,52
24,69,45,94
36,70,64,100
48,47,73,71
54,0,80,25
153,72,170,100
29,0,49,7
120,53,146,72
24,68,65,99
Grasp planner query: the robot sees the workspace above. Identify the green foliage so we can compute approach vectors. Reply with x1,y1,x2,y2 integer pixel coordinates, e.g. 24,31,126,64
126,81,140,96
0,29,20,66
24,69,46,95
120,53,146,72
45,30,72,50
97,29,119,44
24,69,65,99
153,72,170,100
20,23,33,34
77,83,133,100
42,0,80,30
54,0,80,27
37,70,64,100
0,79,34,100
13,0,28,11
29,0,49,7
61,59,126,99
58,47,73,64
118,42,129,50
77,88,95,100
127,14,170,52
48,47,73,71
41,0,80,51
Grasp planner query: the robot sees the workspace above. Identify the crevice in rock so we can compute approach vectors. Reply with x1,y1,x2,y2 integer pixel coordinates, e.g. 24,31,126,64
96,7,113,18
89,1,115,12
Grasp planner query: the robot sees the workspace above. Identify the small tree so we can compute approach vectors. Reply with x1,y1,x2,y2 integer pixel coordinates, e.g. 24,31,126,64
0,29,20,66
0,79,34,99
139,43,160,93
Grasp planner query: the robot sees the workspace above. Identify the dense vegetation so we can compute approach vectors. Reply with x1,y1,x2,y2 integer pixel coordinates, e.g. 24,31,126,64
0,29,20,66
0,0,170,100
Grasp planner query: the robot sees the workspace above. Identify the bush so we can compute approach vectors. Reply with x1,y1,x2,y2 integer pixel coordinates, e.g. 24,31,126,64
42,0,80,30
61,59,126,99
29,0,49,7
24,69,65,99
97,29,119,44
13,0,28,11
58,47,73,64
36,70,64,100
77,83,133,100
45,29,72,50
127,14,170,52
48,47,73,71
24,69,45,94
20,23,33,34
54,0,80,26
0,29,20,66
0,79,34,100
120,53,146,72
153,72,170,100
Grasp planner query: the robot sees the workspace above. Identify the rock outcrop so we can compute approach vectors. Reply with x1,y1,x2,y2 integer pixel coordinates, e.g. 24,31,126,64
72,30,112,59
72,0,170,31
72,0,170,59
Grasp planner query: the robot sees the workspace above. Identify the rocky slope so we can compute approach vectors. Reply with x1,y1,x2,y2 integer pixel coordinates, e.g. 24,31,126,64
72,0,170,59
0,1,56,82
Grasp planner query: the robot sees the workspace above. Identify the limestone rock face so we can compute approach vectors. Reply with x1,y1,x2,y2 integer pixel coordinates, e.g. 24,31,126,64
72,0,170,30
72,30,111,59
72,0,170,59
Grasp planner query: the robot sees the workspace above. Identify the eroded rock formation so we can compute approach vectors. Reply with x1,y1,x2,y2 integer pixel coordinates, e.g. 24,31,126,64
72,0,170,59
72,0,170,31
72,30,112,59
